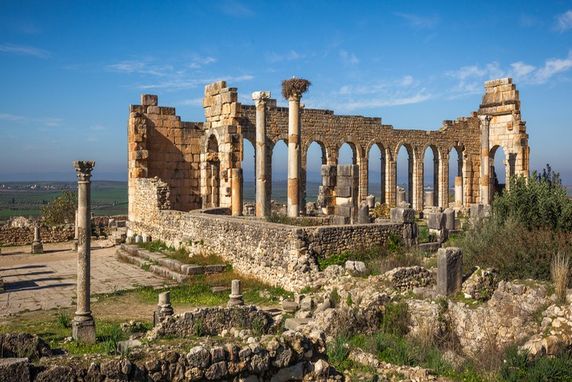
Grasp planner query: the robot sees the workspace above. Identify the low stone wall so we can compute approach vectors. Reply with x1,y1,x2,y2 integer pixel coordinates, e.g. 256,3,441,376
150,306,277,338
0,225,74,246
0,330,335,382
129,178,407,290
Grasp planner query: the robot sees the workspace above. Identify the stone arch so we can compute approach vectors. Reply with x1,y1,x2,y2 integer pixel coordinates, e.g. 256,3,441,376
366,141,387,204
489,144,508,198
395,142,415,206
421,144,440,208
205,134,221,207
271,138,288,205
448,144,465,207
303,139,328,206
242,137,256,203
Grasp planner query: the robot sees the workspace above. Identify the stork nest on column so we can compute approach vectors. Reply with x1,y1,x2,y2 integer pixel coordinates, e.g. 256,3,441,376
281,77,311,99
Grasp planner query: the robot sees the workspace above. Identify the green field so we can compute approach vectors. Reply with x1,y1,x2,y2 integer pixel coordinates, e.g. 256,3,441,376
0,181,128,220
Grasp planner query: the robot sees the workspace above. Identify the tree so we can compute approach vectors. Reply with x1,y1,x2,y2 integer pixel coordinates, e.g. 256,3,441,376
41,191,77,225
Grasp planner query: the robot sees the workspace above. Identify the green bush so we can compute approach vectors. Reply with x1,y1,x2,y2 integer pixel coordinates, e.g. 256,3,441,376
380,302,409,336
493,165,572,232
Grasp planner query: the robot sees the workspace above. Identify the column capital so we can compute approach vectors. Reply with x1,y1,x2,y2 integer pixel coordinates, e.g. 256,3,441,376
252,91,271,106
478,114,492,125
73,161,95,181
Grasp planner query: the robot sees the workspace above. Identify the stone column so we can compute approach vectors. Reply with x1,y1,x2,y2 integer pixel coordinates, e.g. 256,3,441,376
437,247,463,296
31,225,43,254
386,157,396,207
287,94,301,217
439,157,449,209
228,279,244,306
252,91,271,218
454,176,463,207
72,160,96,344
231,168,243,216
479,115,491,205
412,155,423,211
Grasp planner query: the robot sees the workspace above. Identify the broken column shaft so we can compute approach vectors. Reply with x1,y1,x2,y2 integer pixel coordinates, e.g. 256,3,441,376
72,160,96,343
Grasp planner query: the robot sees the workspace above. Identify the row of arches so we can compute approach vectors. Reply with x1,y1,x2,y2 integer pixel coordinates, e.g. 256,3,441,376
207,134,508,208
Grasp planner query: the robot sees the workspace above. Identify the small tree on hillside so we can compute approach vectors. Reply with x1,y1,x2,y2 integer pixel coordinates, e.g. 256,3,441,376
42,191,77,225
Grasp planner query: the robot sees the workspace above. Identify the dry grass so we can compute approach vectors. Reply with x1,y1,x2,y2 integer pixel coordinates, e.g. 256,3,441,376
551,252,570,304
281,77,311,99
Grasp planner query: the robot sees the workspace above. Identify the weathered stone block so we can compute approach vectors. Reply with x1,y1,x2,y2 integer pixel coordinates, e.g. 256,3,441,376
141,94,158,106
390,207,415,224
444,208,456,230
437,247,463,296
358,202,369,224
427,212,445,230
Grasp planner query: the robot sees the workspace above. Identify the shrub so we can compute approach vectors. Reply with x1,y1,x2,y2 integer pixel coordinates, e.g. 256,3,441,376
380,302,409,336
460,215,572,282
500,346,572,382
493,165,572,232
41,191,77,225
55,310,71,329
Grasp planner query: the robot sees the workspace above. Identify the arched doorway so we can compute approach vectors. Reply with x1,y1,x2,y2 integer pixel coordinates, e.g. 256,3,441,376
490,145,507,198
396,144,414,206
368,144,385,204
206,135,220,207
305,141,326,203
271,140,288,205
242,139,255,203
423,145,439,208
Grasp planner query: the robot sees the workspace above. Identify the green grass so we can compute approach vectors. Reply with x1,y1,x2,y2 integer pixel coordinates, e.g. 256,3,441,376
138,240,230,267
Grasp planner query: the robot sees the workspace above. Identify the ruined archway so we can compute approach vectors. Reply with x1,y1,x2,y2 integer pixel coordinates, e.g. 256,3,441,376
490,145,507,199
449,146,464,207
367,143,385,204
242,138,255,203
305,141,327,203
396,143,414,206
205,134,221,208
271,139,288,206
422,145,439,208
338,142,357,165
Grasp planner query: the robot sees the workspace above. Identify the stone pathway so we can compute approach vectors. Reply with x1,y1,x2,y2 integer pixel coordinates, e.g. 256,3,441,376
0,242,169,317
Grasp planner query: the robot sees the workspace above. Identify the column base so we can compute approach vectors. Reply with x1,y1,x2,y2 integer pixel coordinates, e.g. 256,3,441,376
72,314,96,344
31,242,43,254
227,294,244,307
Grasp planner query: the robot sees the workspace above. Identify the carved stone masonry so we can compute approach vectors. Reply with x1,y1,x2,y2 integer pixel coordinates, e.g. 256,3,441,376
252,91,271,218
72,160,96,344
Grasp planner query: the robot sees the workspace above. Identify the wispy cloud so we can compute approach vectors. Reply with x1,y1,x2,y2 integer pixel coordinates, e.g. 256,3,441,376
446,51,572,96
177,98,204,107
555,10,572,32
394,12,439,29
0,43,49,58
219,0,254,17
266,50,303,63
307,75,430,112
188,55,217,69
106,60,173,76
339,50,359,65
0,113,62,127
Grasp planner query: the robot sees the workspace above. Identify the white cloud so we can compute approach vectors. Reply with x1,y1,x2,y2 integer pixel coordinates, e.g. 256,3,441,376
394,12,439,29
266,50,303,63
534,52,572,82
343,90,431,110
400,75,415,87
339,50,359,65
446,62,506,95
106,60,172,76
188,56,217,69
511,62,536,77
0,43,49,58
555,10,572,32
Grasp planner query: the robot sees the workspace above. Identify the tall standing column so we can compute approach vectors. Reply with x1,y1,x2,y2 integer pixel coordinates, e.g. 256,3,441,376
287,94,301,217
252,91,271,217
72,160,96,344
478,115,491,205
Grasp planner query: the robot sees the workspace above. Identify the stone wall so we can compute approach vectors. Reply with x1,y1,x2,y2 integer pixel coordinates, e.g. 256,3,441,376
0,225,74,246
129,178,405,290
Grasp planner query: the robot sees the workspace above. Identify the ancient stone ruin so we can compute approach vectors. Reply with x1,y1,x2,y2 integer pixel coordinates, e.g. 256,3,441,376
126,77,529,288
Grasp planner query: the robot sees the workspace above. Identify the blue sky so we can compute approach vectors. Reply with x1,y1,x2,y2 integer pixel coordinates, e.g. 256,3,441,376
1,0,571,187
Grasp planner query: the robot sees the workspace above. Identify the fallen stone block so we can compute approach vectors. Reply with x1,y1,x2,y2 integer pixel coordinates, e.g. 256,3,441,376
0,358,30,382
